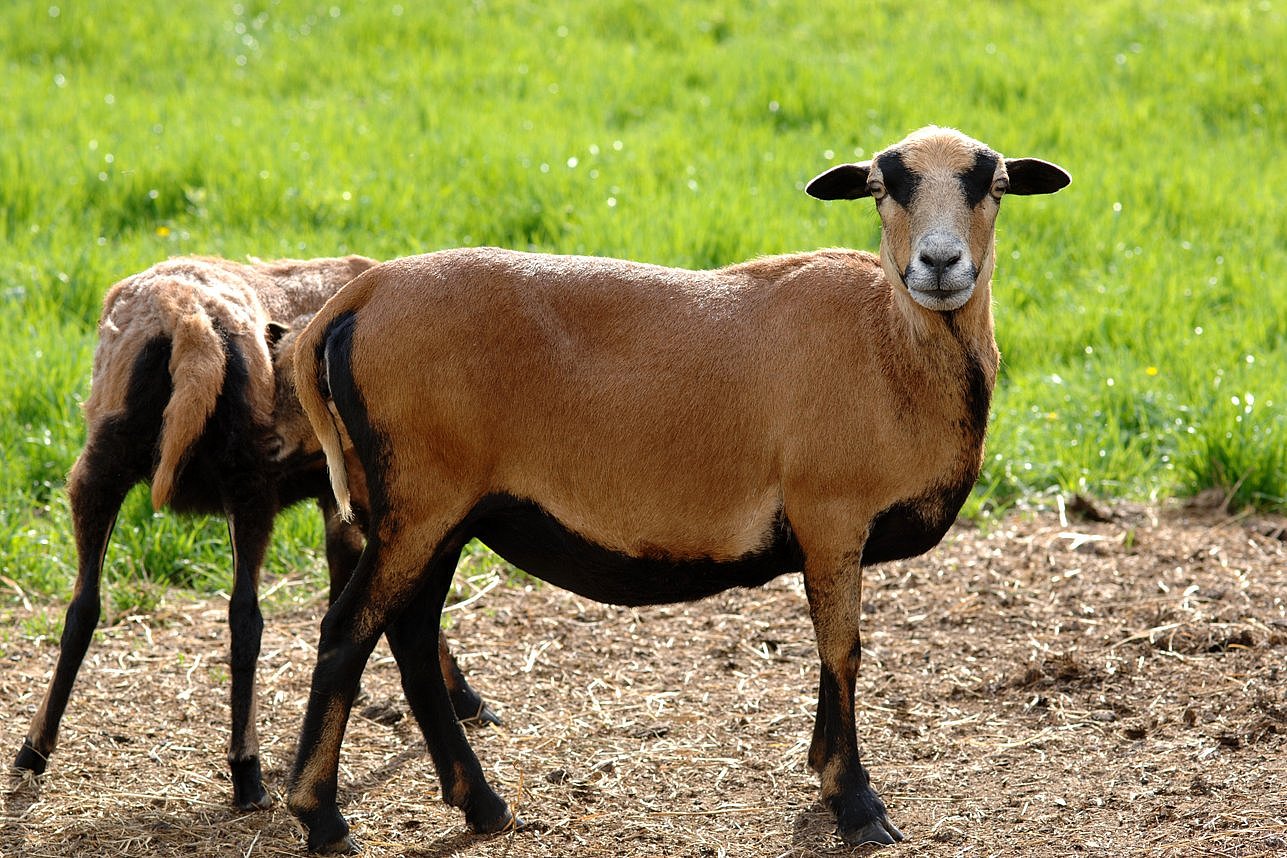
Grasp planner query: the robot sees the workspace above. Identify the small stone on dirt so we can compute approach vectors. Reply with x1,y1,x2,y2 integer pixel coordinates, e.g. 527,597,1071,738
359,702,403,725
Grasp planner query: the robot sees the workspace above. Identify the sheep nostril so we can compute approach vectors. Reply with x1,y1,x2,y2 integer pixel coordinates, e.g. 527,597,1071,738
920,250,961,274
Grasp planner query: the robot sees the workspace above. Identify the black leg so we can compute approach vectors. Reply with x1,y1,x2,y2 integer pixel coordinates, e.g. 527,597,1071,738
224,505,276,811
16,446,134,775
804,560,903,847
288,524,511,853
385,548,512,834
320,496,499,726
288,531,427,853
439,634,501,727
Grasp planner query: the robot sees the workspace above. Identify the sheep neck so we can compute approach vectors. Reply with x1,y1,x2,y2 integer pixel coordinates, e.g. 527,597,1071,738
882,237,999,390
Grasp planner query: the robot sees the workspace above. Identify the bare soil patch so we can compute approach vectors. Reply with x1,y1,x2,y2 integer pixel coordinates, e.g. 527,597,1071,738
3,503,1286,857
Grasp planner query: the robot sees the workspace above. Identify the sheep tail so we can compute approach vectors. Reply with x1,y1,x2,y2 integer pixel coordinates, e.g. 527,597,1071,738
292,279,373,522
151,302,227,510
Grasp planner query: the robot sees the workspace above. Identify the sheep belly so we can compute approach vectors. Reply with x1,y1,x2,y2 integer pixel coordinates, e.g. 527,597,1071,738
468,493,805,607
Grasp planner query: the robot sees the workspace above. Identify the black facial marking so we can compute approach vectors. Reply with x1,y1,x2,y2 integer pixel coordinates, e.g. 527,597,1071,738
875,151,920,208
960,150,999,208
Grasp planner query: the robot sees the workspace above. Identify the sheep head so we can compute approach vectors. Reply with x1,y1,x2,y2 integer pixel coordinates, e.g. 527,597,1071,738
806,126,1070,312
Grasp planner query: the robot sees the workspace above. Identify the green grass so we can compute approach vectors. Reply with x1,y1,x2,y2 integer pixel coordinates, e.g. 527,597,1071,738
2,0,1283,604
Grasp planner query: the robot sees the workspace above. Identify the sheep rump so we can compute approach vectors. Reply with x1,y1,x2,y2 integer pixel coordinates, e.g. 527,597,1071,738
87,255,375,509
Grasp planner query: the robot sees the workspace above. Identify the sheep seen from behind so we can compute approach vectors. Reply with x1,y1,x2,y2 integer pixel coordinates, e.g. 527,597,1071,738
14,255,495,812
286,127,1071,852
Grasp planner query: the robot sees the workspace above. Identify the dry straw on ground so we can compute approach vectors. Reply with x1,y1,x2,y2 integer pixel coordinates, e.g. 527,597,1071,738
3,502,1285,857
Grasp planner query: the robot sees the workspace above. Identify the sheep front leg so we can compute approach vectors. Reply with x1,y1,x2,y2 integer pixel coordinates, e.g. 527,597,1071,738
804,556,904,847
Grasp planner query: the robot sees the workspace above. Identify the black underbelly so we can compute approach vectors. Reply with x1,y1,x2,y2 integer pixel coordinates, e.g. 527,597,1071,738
860,479,975,565
468,494,805,607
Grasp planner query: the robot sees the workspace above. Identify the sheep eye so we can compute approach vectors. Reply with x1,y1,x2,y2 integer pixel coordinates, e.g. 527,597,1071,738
991,179,1009,199
867,180,887,200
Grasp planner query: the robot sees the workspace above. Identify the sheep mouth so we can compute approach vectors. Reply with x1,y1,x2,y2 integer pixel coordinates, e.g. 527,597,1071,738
907,283,976,312
903,262,978,312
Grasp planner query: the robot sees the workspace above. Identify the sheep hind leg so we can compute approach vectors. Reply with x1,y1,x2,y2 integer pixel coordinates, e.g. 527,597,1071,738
319,498,368,709
804,558,904,847
439,634,501,727
386,540,513,834
15,442,137,776
319,498,499,727
287,539,398,854
225,506,275,811
287,522,509,853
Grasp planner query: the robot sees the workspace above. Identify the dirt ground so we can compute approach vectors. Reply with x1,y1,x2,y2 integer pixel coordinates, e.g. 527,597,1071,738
2,500,1285,858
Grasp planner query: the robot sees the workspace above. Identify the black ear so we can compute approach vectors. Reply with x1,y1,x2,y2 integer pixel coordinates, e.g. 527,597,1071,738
806,162,873,200
1005,158,1071,195
265,321,290,349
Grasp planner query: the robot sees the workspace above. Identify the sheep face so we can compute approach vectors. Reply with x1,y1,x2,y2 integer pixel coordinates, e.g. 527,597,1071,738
806,126,1070,312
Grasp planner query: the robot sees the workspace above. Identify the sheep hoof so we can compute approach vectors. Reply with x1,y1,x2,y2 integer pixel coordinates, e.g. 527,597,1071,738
838,816,905,846
231,756,273,811
290,797,355,854
450,686,502,728
476,812,525,837
13,740,49,776
299,811,356,854
464,702,503,728
465,793,517,835
235,787,274,812
309,833,358,855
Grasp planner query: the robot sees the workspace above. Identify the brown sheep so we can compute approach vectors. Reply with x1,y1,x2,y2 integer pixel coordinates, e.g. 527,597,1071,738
14,255,496,813
285,127,1070,852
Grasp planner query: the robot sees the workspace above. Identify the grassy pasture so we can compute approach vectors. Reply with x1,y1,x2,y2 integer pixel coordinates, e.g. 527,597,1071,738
0,0,1283,603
